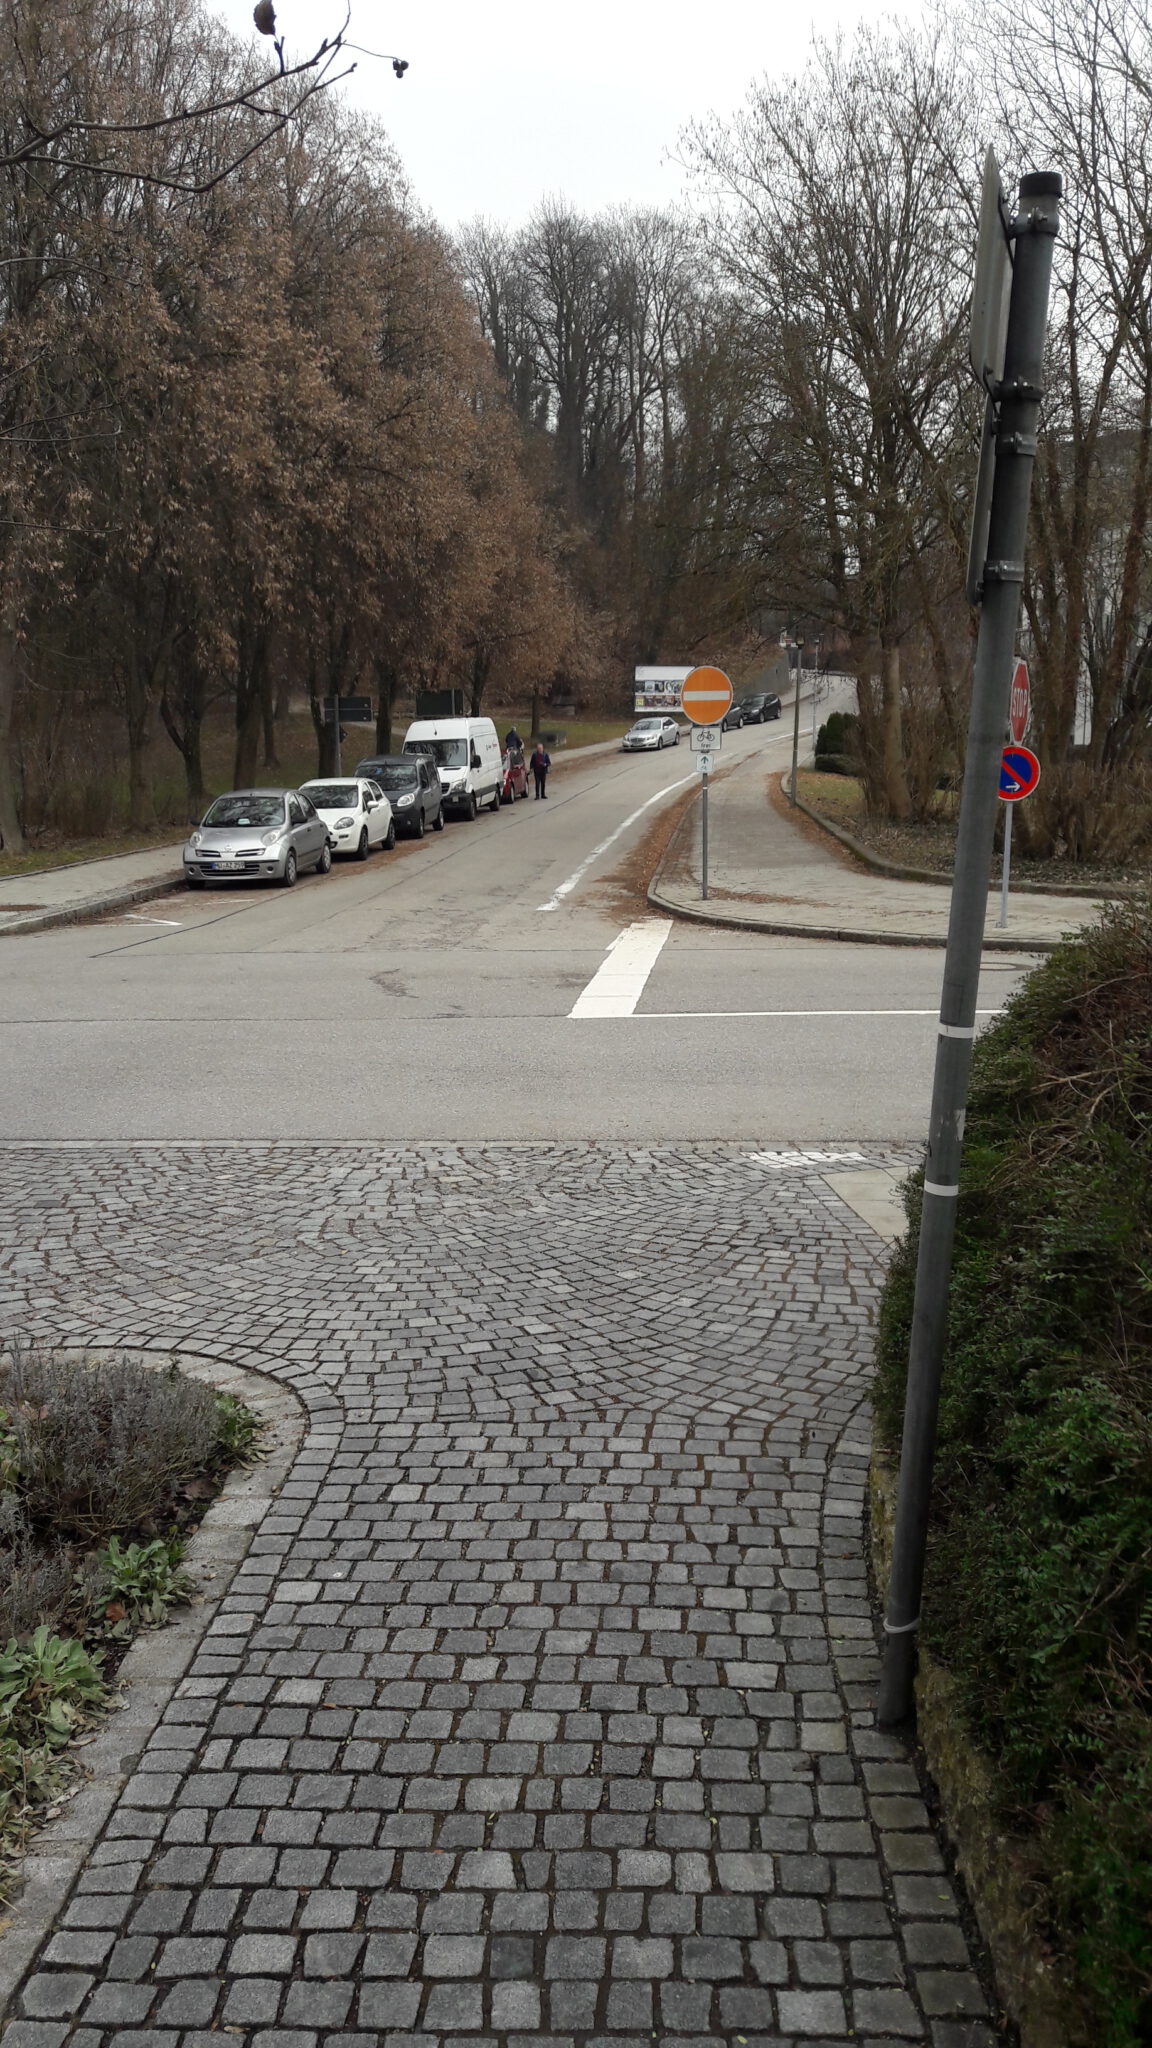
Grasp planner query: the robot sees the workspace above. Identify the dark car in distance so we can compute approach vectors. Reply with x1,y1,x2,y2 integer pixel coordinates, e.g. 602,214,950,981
738,692,783,724
354,754,444,838
721,703,745,730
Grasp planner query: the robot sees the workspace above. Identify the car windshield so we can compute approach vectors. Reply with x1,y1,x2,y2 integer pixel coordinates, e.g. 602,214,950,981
633,719,660,731
376,765,418,790
202,795,284,828
304,784,359,809
405,738,467,768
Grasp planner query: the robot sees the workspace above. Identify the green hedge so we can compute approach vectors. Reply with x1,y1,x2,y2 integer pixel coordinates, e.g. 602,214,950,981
874,903,1152,2047
815,709,859,758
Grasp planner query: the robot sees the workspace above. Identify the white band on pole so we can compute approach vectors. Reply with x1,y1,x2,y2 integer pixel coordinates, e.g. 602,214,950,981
883,1615,921,1635
923,1180,960,1198
937,1022,976,1039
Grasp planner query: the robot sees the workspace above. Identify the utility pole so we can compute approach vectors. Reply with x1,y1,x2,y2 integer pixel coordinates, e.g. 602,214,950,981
877,169,1061,1728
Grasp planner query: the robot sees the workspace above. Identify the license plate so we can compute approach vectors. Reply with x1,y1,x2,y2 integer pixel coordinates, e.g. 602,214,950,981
212,860,245,871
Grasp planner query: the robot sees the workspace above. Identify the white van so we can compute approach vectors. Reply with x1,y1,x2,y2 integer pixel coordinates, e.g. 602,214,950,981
402,716,503,820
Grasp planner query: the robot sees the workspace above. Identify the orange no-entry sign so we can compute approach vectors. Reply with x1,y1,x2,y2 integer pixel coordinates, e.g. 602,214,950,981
681,666,733,726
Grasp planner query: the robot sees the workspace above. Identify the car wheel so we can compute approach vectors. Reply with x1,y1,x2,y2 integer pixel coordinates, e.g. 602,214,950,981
317,842,332,875
384,820,396,849
280,849,298,888
432,808,445,831
466,792,478,821
412,810,426,840
489,786,501,812
356,827,369,861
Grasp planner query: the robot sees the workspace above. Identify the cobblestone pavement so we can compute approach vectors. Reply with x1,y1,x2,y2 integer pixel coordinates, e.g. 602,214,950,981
0,1143,994,2048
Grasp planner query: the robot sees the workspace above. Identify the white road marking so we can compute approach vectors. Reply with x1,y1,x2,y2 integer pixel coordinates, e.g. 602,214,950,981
123,914,184,926
597,1007,1005,1020
569,919,673,1018
536,772,695,912
751,1148,870,1166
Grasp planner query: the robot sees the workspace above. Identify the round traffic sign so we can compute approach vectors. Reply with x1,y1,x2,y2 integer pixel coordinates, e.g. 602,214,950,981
1000,744,1041,801
681,666,733,726
1008,658,1031,745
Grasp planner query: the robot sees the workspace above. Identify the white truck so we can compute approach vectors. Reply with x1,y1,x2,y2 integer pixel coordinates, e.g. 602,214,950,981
402,716,503,820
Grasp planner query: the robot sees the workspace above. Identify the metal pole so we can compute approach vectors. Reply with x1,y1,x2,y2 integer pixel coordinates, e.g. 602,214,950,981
701,766,709,900
789,650,801,804
877,170,1060,1729
997,802,1012,927
333,700,342,778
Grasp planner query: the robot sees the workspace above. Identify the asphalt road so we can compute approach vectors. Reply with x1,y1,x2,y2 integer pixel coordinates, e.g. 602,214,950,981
0,720,1032,1142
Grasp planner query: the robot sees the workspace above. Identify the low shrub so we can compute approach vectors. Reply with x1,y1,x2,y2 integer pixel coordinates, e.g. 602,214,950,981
0,1348,260,1889
812,752,859,778
815,709,859,758
875,901,1152,2046
92,1535,195,1637
1,1348,221,1541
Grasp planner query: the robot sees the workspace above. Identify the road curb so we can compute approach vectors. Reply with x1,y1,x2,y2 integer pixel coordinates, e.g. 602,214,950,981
0,872,186,937
647,787,1060,951
790,780,1128,901
0,1347,307,2023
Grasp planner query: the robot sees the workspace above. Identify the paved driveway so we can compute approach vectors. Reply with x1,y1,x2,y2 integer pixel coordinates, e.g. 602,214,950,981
1,1142,991,2048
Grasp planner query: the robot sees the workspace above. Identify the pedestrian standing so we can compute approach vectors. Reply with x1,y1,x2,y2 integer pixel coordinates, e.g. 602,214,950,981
504,724,522,753
530,741,551,798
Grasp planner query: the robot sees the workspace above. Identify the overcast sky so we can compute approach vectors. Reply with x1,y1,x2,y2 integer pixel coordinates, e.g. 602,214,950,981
214,0,890,227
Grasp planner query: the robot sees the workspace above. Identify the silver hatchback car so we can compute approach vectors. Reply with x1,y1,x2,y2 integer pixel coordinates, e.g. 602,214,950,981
183,789,333,888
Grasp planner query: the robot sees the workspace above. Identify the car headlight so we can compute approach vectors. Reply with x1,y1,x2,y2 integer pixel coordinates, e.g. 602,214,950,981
450,778,467,793
396,793,414,807
188,831,202,847
260,829,284,846
334,816,354,829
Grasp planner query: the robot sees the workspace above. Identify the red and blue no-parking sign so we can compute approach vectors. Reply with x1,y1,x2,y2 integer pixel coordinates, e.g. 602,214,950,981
1000,744,1041,801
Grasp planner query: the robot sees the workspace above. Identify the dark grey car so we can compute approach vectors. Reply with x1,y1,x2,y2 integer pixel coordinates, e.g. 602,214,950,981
354,755,445,838
183,789,332,888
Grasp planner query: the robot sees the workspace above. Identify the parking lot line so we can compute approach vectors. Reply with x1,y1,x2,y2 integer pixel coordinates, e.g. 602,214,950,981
569,918,674,1017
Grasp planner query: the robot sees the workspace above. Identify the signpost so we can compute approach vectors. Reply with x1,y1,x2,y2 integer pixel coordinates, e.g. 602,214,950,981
877,166,1061,1731
681,666,732,900
997,663,1036,929
323,695,373,777
1008,657,1031,745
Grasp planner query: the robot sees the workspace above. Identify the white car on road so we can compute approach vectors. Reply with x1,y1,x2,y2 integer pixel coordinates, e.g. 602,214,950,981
299,778,394,859
622,716,681,751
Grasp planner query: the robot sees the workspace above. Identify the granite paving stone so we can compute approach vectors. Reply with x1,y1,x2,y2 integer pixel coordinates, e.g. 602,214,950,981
0,1141,991,2045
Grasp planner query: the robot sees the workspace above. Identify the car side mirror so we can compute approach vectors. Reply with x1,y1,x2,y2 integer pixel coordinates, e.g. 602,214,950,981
470,750,481,769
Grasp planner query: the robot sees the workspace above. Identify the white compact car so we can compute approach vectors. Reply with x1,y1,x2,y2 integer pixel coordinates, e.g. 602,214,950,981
299,778,394,859
623,716,681,751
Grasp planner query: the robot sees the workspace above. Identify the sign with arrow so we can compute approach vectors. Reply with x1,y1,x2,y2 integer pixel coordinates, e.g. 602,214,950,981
1000,743,1041,801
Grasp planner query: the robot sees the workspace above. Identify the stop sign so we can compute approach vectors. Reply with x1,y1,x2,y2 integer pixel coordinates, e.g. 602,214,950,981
1009,658,1031,745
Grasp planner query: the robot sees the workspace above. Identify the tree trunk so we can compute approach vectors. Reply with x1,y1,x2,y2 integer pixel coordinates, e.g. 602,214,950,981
261,656,278,769
0,620,26,852
159,685,206,822
125,651,155,831
530,682,541,740
233,627,267,788
374,659,399,753
880,642,912,821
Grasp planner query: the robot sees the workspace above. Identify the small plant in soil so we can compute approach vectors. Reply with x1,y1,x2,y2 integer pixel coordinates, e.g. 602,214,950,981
0,1345,260,1888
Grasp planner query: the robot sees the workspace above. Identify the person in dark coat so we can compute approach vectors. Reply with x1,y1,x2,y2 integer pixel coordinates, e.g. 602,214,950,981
504,724,522,753
530,741,551,798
